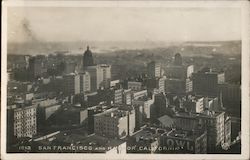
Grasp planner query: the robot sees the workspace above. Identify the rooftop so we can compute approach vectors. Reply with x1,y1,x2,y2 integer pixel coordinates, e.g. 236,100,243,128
174,110,224,119
132,127,165,143
165,129,206,141
94,108,127,118
80,134,125,151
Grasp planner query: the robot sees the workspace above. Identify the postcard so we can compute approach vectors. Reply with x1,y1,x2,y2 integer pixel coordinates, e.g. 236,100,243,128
1,1,250,160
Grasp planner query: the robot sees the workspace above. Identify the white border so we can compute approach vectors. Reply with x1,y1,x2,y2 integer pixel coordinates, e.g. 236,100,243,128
1,1,250,160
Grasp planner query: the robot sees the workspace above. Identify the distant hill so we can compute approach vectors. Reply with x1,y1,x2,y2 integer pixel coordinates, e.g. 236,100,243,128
7,40,241,56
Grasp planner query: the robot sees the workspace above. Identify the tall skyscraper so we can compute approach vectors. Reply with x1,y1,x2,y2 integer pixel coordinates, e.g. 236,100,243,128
79,72,91,93
63,73,80,95
83,46,94,69
86,64,111,91
147,61,161,78
29,56,47,79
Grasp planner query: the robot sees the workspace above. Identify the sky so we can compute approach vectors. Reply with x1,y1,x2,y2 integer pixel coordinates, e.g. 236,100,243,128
7,7,241,43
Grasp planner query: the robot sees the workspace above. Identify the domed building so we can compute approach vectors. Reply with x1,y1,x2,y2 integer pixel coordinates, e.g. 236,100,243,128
83,46,94,69
174,53,182,66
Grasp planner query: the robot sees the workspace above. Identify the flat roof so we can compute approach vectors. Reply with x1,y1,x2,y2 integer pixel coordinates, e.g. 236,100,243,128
174,111,224,119
165,129,206,141
94,108,127,118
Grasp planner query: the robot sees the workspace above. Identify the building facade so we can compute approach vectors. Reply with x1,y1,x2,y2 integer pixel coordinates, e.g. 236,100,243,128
147,61,161,78
8,105,37,138
94,108,134,138
63,73,80,95
80,72,91,93
86,64,111,91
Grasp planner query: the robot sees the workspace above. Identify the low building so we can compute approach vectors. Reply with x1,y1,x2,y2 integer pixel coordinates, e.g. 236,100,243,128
110,80,120,88
157,115,175,129
132,90,148,100
22,93,34,101
165,78,185,94
38,104,61,120
128,81,143,91
184,96,204,113
161,129,207,153
94,108,134,138
127,127,164,153
80,134,127,154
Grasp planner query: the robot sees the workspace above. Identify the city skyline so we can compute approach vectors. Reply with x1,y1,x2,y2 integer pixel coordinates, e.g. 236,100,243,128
8,7,241,43
3,1,247,158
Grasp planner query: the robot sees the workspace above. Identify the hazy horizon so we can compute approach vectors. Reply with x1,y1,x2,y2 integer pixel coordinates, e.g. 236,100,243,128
7,7,241,43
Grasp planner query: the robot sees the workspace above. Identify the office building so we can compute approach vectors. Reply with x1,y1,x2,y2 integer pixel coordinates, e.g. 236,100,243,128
128,81,143,91
153,93,168,119
132,90,148,100
217,72,225,84
165,66,186,80
174,110,225,153
83,46,94,69
64,62,76,74
7,105,37,138
184,96,204,113
62,73,80,95
29,56,47,79
219,83,241,108
147,61,161,78
123,89,132,105
192,71,218,96
87,104,111,134
174,53,183,66
133,96,154,119
147,77,165,94
198,111,225,152
86,64,111,91
114,88,123,104
133,97,154,129
224,116,231,147
165,79,185,94
186,78,193,93
186,65,194,78
79,72,91,93
94,108,135,138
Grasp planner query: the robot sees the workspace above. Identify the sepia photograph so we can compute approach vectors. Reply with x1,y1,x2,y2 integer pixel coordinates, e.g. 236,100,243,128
1,1,250,160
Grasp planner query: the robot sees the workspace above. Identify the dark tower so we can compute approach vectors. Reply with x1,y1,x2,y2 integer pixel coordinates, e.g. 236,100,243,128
174,53,182,66
83,46,94,69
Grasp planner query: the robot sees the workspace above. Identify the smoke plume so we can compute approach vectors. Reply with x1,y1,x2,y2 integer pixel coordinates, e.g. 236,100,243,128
22,18,39,42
